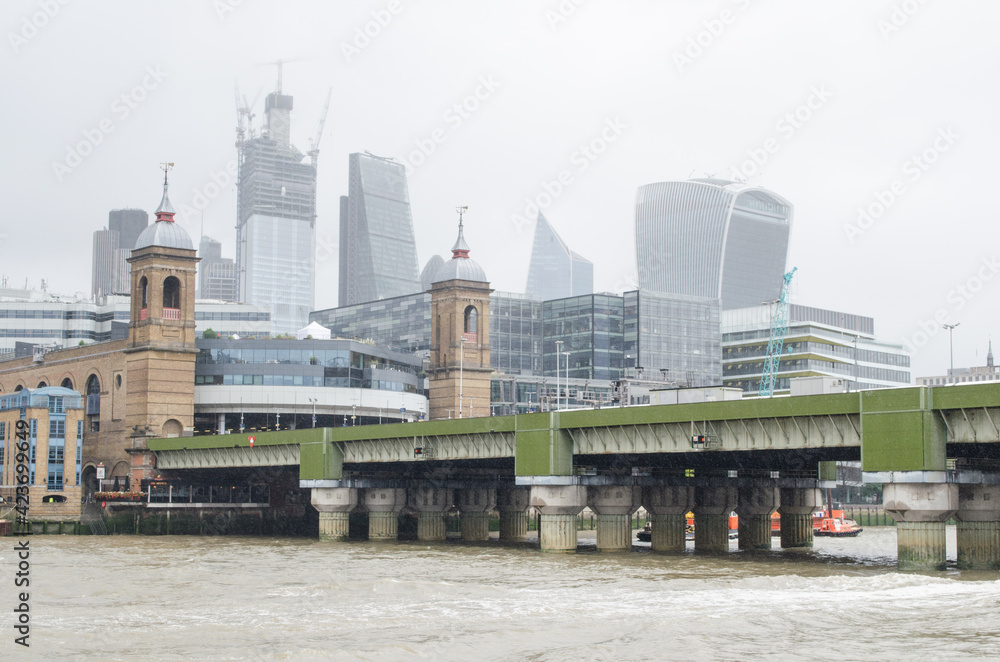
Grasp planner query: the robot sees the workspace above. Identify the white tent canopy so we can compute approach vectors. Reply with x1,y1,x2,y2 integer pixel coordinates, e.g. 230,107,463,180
296,322,331,340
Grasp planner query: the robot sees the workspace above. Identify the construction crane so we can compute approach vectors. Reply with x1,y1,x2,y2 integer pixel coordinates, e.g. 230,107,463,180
234,81,257,150
758,267,797,398
308,87,332,167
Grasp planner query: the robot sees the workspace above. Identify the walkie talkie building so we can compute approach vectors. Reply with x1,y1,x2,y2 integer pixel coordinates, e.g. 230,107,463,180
635,179,793,310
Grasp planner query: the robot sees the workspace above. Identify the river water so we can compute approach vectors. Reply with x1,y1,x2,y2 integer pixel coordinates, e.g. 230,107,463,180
3,527,999,661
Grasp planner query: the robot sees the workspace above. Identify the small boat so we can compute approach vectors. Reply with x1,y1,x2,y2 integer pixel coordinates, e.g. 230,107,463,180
814,515,863,537
636,524,651,542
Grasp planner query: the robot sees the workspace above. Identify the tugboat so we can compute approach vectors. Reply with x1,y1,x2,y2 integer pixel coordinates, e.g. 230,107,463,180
770,507,863,537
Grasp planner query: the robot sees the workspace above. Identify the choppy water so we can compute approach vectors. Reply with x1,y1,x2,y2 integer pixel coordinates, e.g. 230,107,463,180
2,527,999,661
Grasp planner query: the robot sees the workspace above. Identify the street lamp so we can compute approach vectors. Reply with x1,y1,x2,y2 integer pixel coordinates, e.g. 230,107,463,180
308,397,317,428
562,350,570,410
555,340,564,411
459,336,468,418
351,403,357,426
943,322,961,377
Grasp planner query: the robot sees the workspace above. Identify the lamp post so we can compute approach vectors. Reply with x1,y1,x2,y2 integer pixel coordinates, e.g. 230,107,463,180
351,403,357,426
308,397,317,428
943,322,960,377
459,336,468,418
562,350,570,410
555,340,564,411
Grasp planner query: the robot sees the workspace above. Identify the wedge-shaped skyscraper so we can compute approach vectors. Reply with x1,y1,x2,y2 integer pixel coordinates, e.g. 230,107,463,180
525,212,593,301
635,179,793,309
338,152,421,306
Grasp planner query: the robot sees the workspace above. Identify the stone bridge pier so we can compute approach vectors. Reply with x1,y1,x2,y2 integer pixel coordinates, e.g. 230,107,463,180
456,487,496,542
529,483,587,553
588,485,641,552
883,479,958,571
779,486,823,549
693,485,737,553
364,487,408,540
956,482,1000,570
311,487,357,542
738,484,779,550
496,488,531,541
409,486,453,542
642,485,694,552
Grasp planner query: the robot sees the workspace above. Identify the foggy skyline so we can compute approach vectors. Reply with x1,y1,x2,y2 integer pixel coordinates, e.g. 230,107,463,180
3,1,997,379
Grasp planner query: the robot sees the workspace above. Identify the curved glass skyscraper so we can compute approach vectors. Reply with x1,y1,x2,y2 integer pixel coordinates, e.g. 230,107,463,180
635,179,793,309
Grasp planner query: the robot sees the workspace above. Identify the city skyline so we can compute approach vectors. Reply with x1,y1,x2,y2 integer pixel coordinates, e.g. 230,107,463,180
3,1,997,379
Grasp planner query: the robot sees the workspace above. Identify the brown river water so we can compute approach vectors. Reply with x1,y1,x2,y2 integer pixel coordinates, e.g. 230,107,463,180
2,527,999,661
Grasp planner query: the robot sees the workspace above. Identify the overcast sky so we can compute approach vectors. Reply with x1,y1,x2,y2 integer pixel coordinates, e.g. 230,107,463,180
3,0,997,378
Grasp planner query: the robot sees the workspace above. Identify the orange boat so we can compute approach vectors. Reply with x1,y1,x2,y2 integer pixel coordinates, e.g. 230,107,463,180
770,509,863,537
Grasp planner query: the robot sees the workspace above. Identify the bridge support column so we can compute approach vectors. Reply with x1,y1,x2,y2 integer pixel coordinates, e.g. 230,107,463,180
738,485,779,551
409,486,453,542
456,488,496,542
779,487,822,549
310,487,358,542
957,484,1000,570
496,488,530,542
643,486,694,552
693,486,737,553
884,482,958,570
363,488,407,541
530,485,587,553
216,413,226,435
588,486,641,552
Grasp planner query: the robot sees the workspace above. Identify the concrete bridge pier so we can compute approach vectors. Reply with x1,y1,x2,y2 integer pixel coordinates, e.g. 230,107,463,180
409,486,453,542
779,487,822,549
693,486,737,553
530,484,587,553
496,488,531,541
884,481,958,570
363,488,408,541
588,486,641,552
738,485,779,551
956,483,1000,570
311,487,358,542
456,488,496,542
642,485,694,552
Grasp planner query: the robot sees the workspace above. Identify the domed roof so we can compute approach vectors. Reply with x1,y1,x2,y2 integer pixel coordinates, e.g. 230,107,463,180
134,173,194,251
431,216,488,284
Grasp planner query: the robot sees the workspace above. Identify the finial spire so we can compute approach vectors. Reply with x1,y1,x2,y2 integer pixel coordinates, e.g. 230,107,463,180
155,162,176,222
451,206,470,258
988,336,994,369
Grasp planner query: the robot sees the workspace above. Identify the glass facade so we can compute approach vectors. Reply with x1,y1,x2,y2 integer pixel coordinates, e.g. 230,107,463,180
635,179,792,310
525,213,593,302
311,292,431,354
236,92,318,334
338,153,422,306
542,294,623,380
625,290,721,387
491,292,542,375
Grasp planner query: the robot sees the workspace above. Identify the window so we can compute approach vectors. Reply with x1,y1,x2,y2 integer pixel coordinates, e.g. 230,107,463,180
163,276,181,309
47,469,63,491
48,446,64,463
464,305,478,334
49,419,65,437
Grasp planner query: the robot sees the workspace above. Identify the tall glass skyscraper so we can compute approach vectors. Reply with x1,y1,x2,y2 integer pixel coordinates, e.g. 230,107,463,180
525,213,593,302
635,179,793,310
236,91,317,334
338,152,421,307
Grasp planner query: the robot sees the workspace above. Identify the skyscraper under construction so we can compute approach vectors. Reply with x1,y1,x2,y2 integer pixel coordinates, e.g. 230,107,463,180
235,89,319,334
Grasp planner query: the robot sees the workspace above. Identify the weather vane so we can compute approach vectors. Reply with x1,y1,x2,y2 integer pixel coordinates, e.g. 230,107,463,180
456,205,468,225
160,161,174,185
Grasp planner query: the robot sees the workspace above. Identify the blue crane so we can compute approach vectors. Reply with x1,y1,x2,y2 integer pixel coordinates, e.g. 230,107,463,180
758,267,797,398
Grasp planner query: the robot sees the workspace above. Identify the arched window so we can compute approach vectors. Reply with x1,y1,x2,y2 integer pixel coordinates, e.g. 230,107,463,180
464,305,478,334
139,277,148,308
86,374,100,395
13,384,23,392
61,377,73,390
37,381,47,388
163,276,181,310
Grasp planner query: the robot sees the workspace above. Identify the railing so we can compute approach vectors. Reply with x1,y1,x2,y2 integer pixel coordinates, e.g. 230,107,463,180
462,332,477,344
163,308,180,320
139,308,148,321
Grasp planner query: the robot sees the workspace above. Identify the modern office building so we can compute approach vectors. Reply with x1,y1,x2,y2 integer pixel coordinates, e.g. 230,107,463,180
635,179,793,310
525,213,593,301
193,337,427,434
198,236,238,302
490,291,542,376
91,208,149,297
916,340,998,386
624,290,721,387
338,152,422,306
236,90,318,334
721,304,911,394
311,292,432,355
543,294,623,381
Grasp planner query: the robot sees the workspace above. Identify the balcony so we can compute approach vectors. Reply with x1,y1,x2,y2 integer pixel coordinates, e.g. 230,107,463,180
462,332,478,344
139,308,148,321
163,308,180,320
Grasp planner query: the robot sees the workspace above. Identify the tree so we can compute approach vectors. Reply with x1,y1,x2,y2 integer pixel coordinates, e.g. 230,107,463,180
202,328,219,339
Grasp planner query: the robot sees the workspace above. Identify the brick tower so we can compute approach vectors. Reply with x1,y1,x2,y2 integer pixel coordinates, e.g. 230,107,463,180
429,211,492,419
